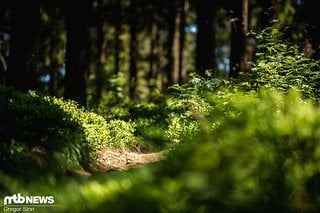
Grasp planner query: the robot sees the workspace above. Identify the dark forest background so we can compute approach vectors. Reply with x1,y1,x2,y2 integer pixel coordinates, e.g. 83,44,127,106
0,0,319,107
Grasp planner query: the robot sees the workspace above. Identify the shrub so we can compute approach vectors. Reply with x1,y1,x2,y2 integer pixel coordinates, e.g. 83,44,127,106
29,89,320,213
156,89,320,212
3,71,320,211
163,73,220,145
0,88,85,177
240,28,320,100
105,120,137,149
0,87,137,178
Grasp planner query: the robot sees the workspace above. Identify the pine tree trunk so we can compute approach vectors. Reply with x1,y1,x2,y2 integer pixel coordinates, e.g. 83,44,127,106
149,22,158,81
129,0,138,99
155,25,163,91
303,0,320,59
195,0,216,76
167,0,180,85
179,0,188,84
0,34,6,85
260,0,274,28
149,21,164,91
7,0,40,91
64,0,91,106
229,0,250,78
94,8,107,104
49,37,58,96
114,0,121,75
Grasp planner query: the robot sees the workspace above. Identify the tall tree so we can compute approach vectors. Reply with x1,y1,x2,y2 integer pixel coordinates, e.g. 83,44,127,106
114,0,122,75
0,1,9,85
167,0,188,85
0,34,7,85
7,0,40,91
302,0,320,59
149,20,164,91
179,0,189,84
195,0,216,76
155,29,164,91
167,0,180,85
48,35,58,95
94,0,107,103
39,0,66,96
229,0,250,78
149,21,158,82
260,0,275,29
64,0,91,106
129,0,138,99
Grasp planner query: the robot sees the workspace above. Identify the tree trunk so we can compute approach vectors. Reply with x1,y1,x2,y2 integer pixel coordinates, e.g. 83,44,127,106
94,20,106,103
129,0,138,99
0,53,6,85
156,34,164,92
64,0,91,106
114,0,121,75
167,0,181,85
0,34,7,85
302,0,320,59
149,21,164,91
7,0,40,91
49,37,58,96
94,0,107,104
0,2,9,85
260,0,274,29
229,0,250,78
195,0,216,76
179,0,188,84
149,22,158,81
156,29,164,92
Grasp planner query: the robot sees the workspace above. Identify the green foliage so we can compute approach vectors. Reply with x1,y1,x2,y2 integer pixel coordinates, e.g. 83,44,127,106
106,120,137,149
95,99,169,150
95,85,211,149
4,25,320,213
161,89,320,212
160,89,320,212
10,89,320,212
164,113,199,145
241,28,320,99
163,72,222,145
120,90,320,211
129,103,169,150
0,87,137,178
164,98,202,145
0,88,84,177
169,72,225,99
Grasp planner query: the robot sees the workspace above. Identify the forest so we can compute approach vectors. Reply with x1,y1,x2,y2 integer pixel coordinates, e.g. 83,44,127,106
1,0,320,212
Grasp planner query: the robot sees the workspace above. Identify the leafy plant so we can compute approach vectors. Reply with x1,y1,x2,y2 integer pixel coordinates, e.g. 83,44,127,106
239,28,320,100
0,87,138,178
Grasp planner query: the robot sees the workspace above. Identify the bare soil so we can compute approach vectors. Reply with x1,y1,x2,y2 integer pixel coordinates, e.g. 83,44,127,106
91,150,165,172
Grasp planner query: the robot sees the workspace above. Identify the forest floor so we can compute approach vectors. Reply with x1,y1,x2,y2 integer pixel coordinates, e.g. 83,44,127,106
91,149,165,172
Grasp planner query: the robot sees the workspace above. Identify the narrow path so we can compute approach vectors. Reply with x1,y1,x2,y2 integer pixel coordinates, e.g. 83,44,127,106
91,150,165,172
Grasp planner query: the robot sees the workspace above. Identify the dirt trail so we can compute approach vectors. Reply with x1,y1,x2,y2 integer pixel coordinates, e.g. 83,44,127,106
92,150,165,172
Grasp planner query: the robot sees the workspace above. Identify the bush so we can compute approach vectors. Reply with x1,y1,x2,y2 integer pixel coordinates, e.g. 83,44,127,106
239,28,320,100
106,120,137,149
77,89,320,212
0,88,85,177
25,89,320,213
156,89,320,212
163,73,221,145
0,87,137,178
